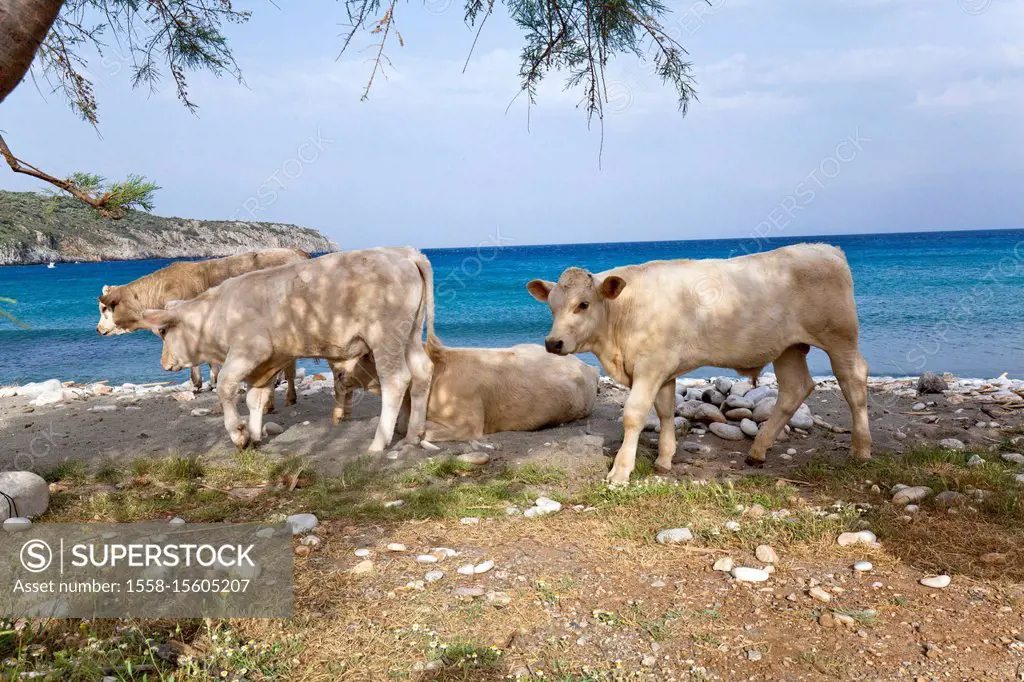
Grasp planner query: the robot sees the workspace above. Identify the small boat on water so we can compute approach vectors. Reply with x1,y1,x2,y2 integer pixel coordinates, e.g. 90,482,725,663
46,262,56,269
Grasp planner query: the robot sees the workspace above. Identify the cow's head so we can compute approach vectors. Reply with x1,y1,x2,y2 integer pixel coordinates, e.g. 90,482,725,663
527,267,626,355
96,286,131,335
138,301,195,372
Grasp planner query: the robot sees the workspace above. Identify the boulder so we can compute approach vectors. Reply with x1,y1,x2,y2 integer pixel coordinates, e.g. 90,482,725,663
695,403,727,424
709,423,744,441
17,379,63,398
0,472,50,521
702,389,726,406
917,371,948,394
724,407,753,421
789,404,814,430
714,378,734,394
892,486,932,506
752,397,777,423
730,381,753,397
740,419,759,437
724,395,754,410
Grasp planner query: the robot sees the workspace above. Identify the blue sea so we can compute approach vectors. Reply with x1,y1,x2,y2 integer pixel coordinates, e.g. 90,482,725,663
1,230,1023,385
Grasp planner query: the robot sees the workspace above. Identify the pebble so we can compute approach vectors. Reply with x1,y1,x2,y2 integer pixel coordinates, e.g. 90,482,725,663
731,567,770,583
920,574,951,589
383,500,405,508
724,394,754,410
457,564,476,576
709,422,745,441
656,527,693,544
681,441,713,454
833,613,855,626
386,543,407,552
713,557,735,573
745,386,776,404
724,520,741,531
255,527,275,538
740,419,759,437
425,570,445,583
349,560,374,576
905,504,919,513
415,554,439,564
933,490,966,509
486,591,512,606
354,548,371,557
285,513,318,535
938,438,966,451
474,560,495,574
789,404,814,430
912,402,927,411
715,377,734,394
837,530,877,547
460,517,481,525
168,517,186,526
454,586,485,599
892,486,932,506
650,579,666,588
1001,453,1024,465
967,454,985,466
755,545,779,564
300,535,321,548
642,654,657,666
747,650,763,662
456,452,490,466
262,421,283,436
431,547,458,559
190,408,211,417
809,586,832,602
3,517,31,532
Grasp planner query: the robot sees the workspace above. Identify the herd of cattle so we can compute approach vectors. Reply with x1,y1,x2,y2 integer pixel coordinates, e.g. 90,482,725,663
96,243,872,484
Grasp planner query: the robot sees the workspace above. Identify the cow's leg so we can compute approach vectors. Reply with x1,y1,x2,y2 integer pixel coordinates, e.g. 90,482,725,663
397,346,433,446
190,366,203,391
245,385,273,445
330,361,354,425
217,356,259,450
368,354,411,453
209,363,219,389
747,345,814,466
607,374,662,485
827,348,872,461
284,361,298,406
653,380,677,474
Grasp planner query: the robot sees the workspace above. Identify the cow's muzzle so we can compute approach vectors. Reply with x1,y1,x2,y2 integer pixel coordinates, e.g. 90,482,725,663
544,337,565,355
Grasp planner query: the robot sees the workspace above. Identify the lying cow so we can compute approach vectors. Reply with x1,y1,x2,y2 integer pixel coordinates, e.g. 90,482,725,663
528,243,871,484
96,248,309,403
139,247,435,451
332,339,599,440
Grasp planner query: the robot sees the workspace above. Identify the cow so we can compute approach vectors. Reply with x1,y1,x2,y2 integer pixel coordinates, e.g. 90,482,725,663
137,247,436,452
332,338,599,441
96,248,309,403
527,243,871,485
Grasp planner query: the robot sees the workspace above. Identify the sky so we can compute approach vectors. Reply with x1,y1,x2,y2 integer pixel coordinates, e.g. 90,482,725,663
2,0,1024,249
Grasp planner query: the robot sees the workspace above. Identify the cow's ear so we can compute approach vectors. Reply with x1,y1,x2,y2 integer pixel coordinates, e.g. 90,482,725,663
99,289,121,307
101,285,111,295
138,309,174,333
599,276,627,300
527,279,555,302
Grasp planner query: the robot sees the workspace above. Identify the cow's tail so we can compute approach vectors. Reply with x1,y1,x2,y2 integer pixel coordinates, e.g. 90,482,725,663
412,250,442,362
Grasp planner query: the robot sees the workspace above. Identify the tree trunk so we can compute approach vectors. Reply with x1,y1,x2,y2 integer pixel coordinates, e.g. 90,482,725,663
0,0,66,105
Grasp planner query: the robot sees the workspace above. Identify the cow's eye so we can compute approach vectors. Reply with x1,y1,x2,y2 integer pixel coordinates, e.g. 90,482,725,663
574,301,590,313
158,327,166,338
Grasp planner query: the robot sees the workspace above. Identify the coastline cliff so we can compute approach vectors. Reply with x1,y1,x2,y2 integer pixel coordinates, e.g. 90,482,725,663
0,190,338,265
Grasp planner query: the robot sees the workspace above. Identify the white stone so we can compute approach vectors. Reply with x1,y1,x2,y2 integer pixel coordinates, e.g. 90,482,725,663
837,530,877,547
789,404,814,430
535,497,562,513
752,397,777,423
920,574,951,589
474,560,495,574
0,386,18,398
695,403,727,424
255,527,275,538
938,438,965,451
905,504,919,513
457,452,490,466
168,517,186,526
30,390,64,406
386,543,407,552
457,564,476,576
967,454,985,466
263,421,284,436
190,408,211,417
285,513,318,535
1001,453,1024,465
0,471,50,521
3,517,32,532
89,404,117,412
724,394,754,410
853,561,873,572
460,517,481,525
432,547,458,558
425,570,445,583
656,527,693,544
383,500,405,508
715,377,734,394
713,556,734,572
730,381,753,397
724,520,741,531
354,548,371,557
740,419,759,437
18,379,62,398
786,448,797,456
892,486,932,506
744,386,776,404
709,422,745,441
755,545,779,563
349,560,374,576
731,567,770,583
808,587,832,602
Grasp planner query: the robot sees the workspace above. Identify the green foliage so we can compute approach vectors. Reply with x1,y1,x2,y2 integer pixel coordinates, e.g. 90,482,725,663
50,172,160,216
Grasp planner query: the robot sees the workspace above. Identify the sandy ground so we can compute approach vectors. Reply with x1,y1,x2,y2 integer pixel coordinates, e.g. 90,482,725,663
1,372,1019,481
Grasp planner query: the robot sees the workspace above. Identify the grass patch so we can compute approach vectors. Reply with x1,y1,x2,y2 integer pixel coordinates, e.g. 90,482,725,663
94,457,126,485
499,462,568,486
41,459,87,483
432,642,503,671
832,607,880,625
156,455,205,482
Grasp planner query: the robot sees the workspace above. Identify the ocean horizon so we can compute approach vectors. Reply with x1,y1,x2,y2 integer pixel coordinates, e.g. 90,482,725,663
1,228,1022,385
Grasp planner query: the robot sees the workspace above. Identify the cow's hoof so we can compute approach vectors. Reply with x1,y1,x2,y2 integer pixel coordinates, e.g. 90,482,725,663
605,467,632,487
230,425,250,450
851,450,872,462
653,462,673,474
744,456,766,468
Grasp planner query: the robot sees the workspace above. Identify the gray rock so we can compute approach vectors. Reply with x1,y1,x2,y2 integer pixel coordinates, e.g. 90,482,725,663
0,471,50,521
917,371,948,394
714,377,734,394
789,404,814,430
725,394,755,410
676,400,704,419
455,586,485,599
744,386,777,405
967,454,985,466
656,527,693,544
1001,453,1024,465
892,486,932,506
681,442,712,454
755,544,778,563
262,421,284,436
685,388,704,402
747,650,762,662
740,419,759,437
752,397,777,423
702,388,726,406
286,513,319,535
724,407,753,420
695,403,727,424
709,423,745,441
938,438,965,451
3,517,31,532
456,452,490,466
933,490,966,509
730,381,753,397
